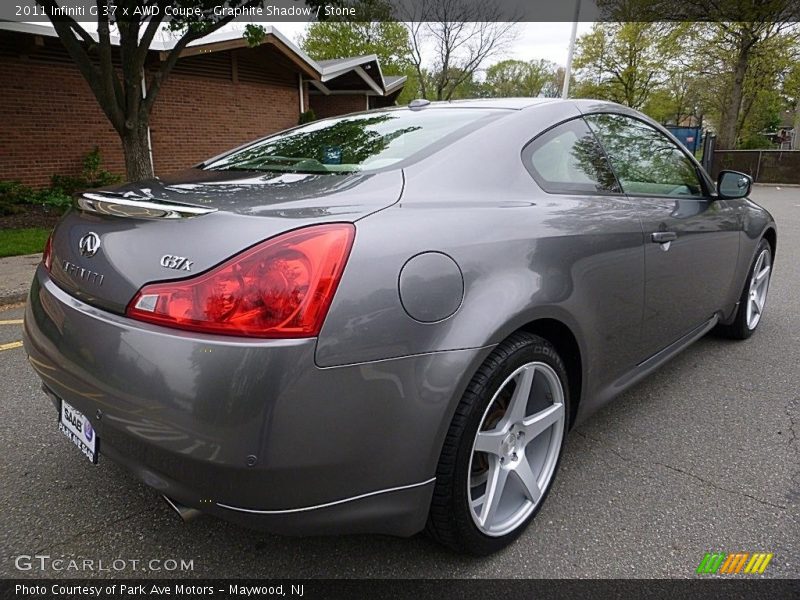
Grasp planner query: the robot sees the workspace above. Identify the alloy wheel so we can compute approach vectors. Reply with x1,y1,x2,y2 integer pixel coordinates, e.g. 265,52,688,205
467,361,565,537
746,248,771,330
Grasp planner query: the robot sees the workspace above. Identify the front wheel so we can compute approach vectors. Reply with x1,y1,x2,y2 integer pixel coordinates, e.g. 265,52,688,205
717,239,772,340
426,332,569,555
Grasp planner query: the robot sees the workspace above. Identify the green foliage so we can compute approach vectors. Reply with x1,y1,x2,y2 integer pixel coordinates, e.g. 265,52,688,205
0,180,70,214
302,16,412,75
34,188,73,211
571,16,799,149
298,109,317,125
0,228,51,258
739,134,774,149
436,69,483,100
0,181,31,215
483,59,559,98
50,146,121,196
784,62,800,109
573,22,687,110
0,147,120,215
394,66,420,105
299,2,413,106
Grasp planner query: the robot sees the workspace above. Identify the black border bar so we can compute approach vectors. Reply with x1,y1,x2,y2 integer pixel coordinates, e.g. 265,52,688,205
2,579,799,600
5,0,800,23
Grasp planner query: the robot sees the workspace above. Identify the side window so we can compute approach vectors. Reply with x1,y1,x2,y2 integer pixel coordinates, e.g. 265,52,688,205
522,118,620,195
585,113,704,197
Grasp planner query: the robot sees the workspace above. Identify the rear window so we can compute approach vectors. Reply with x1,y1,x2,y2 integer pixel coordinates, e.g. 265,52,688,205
204,108,502,174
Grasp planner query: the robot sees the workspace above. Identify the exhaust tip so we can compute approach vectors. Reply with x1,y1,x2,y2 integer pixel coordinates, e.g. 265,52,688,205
162,495,202,523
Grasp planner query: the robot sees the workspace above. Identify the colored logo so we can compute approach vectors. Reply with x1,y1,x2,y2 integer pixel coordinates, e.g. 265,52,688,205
83,420,94,443
697,552,773,575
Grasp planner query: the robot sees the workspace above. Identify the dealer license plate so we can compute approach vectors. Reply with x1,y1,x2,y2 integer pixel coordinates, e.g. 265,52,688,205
59,400,98,464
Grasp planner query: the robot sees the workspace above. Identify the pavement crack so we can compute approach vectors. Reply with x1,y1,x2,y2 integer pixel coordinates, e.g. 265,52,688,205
650,460,787,510
35,505,160,554
785,397,798,448
573,429,788,511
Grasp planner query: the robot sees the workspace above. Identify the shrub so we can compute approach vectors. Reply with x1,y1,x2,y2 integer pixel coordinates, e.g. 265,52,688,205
50,146,121,195
0,181,72,214
738,135,774,150
298,109,316,125
0,181,29,215
33,187,72,212
0,147,122,215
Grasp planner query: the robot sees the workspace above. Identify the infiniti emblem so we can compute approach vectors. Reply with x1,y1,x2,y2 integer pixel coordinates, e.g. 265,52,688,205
78,232,101,257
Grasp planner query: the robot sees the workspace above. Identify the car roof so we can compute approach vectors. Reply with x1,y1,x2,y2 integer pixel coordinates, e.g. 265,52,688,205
407,98,562,110
400,98,635,112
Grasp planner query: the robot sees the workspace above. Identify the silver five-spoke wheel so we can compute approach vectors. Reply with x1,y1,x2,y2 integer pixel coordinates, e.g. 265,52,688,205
746,247,771,330
468,361,565,537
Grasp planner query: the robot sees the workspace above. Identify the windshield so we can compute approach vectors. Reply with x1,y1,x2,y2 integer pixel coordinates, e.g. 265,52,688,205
203,108,503,174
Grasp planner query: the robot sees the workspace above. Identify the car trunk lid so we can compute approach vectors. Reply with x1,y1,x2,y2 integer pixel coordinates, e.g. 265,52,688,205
47,168,403,314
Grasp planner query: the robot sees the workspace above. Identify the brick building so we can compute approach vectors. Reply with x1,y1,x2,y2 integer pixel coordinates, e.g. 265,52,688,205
0,22,406,187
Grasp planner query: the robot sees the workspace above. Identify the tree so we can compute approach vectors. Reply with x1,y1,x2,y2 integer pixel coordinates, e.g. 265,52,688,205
688,18,798,148
681,0,799,148
709,22,794,148
403,0,518,101
572,22,684,110
301,0,411,74
484,59,559,98
784,62,800,148
37,0,264,182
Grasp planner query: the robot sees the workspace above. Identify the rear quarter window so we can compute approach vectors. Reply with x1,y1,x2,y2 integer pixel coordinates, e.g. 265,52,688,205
522,118,620,195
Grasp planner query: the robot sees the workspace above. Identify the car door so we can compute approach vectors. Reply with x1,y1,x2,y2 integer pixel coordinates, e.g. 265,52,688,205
521,116,646,383
585,113,740,358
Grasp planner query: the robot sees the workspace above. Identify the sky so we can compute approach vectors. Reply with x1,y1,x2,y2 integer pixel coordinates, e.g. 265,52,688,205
236,21,595,68
58,20,595,69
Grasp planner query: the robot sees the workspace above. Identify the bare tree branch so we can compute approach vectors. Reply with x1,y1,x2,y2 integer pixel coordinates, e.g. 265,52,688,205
142,15,237,115
401,0,518,101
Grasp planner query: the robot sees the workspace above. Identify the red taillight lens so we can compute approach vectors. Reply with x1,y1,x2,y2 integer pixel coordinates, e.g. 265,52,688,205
126,224,355,338
42,234,53,271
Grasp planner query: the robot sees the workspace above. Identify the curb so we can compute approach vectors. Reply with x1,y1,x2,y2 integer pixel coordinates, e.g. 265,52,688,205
0,291,27,308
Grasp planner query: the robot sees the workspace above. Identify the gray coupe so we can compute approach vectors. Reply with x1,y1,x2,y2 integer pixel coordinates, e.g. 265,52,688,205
23,98,776,555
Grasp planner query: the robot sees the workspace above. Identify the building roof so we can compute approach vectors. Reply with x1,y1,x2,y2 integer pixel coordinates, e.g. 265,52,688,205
384,75,408,93
312,54,386,95
0,20,405,98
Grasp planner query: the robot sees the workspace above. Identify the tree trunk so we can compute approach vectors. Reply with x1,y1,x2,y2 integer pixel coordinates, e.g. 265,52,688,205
121,125,153,182
793,105,800,150
717,44,750,149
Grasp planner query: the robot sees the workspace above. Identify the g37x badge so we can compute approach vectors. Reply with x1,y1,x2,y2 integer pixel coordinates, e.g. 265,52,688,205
161,255,193,272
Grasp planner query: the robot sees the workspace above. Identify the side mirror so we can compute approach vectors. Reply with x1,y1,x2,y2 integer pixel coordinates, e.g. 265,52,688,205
717,170,752,199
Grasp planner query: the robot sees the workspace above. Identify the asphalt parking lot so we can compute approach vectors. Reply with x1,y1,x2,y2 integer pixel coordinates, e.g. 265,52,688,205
0,186,797,579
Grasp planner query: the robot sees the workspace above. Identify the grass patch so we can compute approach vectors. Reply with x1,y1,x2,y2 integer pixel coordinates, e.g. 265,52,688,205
0,228,50,258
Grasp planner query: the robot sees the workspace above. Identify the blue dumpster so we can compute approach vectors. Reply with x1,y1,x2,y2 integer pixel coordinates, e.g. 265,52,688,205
666,126,702,154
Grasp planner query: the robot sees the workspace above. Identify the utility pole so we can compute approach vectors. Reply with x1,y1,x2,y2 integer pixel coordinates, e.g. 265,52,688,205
562,0,582,99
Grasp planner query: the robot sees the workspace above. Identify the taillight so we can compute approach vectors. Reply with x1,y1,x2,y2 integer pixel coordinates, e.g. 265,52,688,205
126,223,355,338
42,234,53,271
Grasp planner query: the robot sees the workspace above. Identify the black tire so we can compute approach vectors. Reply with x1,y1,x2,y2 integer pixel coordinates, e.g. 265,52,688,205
425,331,570,555
716,238,772,340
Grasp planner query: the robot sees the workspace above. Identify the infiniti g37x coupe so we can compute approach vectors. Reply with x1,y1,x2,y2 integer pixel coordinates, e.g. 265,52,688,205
24,99,776,555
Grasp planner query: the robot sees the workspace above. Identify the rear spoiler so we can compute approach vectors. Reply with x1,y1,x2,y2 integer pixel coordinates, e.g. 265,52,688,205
75,192,217,219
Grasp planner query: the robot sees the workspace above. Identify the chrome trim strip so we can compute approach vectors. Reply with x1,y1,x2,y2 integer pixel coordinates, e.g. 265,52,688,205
76,193,217,219
216,477,436,515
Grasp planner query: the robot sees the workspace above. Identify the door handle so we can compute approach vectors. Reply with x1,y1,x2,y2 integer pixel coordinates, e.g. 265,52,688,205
651,231,677,243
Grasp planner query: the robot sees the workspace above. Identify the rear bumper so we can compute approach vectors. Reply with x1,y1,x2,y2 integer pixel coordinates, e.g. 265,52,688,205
23,266,489,536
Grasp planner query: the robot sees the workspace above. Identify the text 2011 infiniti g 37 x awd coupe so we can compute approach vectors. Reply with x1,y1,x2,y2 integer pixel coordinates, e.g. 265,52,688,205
24,98,776,555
